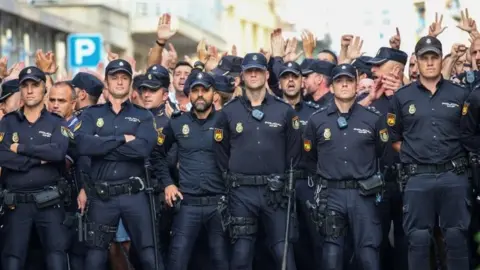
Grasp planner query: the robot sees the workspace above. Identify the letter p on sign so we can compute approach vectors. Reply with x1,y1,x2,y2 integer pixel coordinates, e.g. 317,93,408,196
67,34,103,69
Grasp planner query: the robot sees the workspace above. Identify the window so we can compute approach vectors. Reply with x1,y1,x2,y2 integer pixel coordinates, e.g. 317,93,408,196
136,2,148,16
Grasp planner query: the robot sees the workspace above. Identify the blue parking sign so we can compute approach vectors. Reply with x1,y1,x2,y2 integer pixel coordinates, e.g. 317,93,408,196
67,34,103,69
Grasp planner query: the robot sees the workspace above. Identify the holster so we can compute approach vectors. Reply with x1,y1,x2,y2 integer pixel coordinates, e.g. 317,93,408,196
84,222,118,249
322,210,347,238
216,195,231,232
470,154,480,196
265,175,287,209
57,177,72,206
94,182,110,201
307,178,328,233
396,163,408,192
358,173,384,197
33,189,62,209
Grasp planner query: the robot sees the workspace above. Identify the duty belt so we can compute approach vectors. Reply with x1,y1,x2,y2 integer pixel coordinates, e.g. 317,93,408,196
227,174,271,187
404,157,468,175
325,180,359,189
182,195,224,206
8,193,36,203
93,177,145,198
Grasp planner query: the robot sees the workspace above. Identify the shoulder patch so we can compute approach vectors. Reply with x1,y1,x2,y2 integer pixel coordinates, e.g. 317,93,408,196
365,106,381,115
305,101,320,109
61,126,74,139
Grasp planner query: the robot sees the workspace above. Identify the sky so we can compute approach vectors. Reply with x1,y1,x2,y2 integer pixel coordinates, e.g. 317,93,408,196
277,0,478,57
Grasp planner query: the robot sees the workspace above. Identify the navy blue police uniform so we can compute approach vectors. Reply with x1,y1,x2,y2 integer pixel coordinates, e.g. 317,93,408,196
214,53,301,270
276,61,323,270
70,72,104,117
365,47,410,270
304,64,386,270
74,59,162,270
0,67,71,270
388,36,471,270
153,71,229,270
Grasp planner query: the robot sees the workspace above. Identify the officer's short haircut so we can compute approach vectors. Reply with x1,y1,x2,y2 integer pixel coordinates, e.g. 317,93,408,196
319,49,338,65
174,61,193,73
52,81,76,100
87,94,99,105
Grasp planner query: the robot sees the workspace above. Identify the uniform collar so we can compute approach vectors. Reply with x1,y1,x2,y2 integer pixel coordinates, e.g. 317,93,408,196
188,107,216,122
16,106,48,121
415,76,445,92
106,99,132,113
241,88,271,106
326,100,357,116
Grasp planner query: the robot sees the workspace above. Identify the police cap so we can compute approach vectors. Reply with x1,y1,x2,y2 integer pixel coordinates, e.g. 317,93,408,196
279,61,302,77
0,79,20,103
70,72,104,98
141,71,170,91
105,59,133,77
18,66,46,85
415,36,442,56
368,47,408,66
241,53,267,71
331,64,356,80
303,60,335,77
212,55,243,76
300,58,315,75
212,75,235,94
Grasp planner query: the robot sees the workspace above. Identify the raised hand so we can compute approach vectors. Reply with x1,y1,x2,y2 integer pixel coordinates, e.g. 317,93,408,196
428,13,447,37
389,27,401,49
157,13,177,43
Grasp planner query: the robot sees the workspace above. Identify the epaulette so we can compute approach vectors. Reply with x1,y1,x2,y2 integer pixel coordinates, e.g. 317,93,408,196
50,111,64,119
365,106,381,115
274,95,289,104
305,101,320,109
223,96,239,107
132,103,149,111
310,106,328,116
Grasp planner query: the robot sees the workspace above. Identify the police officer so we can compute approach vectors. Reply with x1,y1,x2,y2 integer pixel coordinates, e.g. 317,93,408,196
212,55,243,87
388,36,470,270
69,72,104,116
212,74,235,110
153,71,229,270
47,81,87,270
0,66,71,270
0,79,21,120
304,64,386,270
302,60,336,106
74,59,161,270
214,53,301,270
277,61,321,270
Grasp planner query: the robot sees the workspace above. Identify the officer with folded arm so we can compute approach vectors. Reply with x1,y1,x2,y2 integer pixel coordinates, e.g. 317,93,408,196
74,59,161,270
152,71,229,270
304,64,387,270
0,66,71,270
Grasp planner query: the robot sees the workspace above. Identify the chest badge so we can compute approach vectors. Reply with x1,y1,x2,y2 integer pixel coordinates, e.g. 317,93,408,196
323,128,331,140
0,132,4,143
303,139,312,152
96,118,104,128
292,116,300,130
462,103,469,115
408,104,416,114
214,128,223,142
182,124,190,135
157,133,165,145
12,132,19,143
379,128,389,142
236,122,243,133
387,113,396,126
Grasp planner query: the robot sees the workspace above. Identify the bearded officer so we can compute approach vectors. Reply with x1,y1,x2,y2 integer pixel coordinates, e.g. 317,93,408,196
153,71,229,269
74,59,161,270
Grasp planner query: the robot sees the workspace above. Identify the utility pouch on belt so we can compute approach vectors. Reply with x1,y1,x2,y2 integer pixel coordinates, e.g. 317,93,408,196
217,196,231,232
33,189,62,209
4,193,15,208
358,173,384,197
266,175,287,209
94,182,110,201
